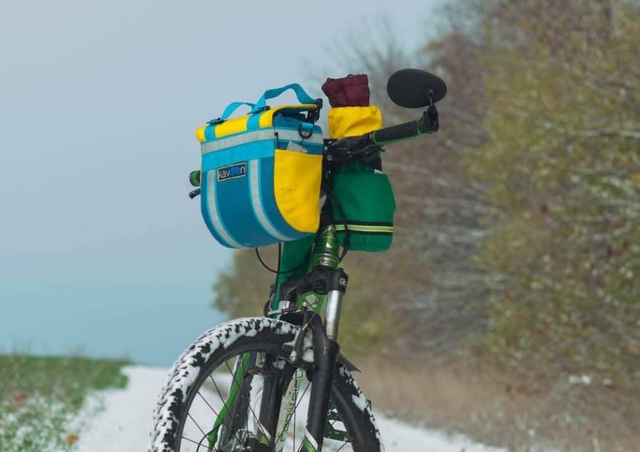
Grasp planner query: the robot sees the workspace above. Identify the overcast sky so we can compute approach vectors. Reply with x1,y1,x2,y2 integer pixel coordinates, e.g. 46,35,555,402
0,0,442,364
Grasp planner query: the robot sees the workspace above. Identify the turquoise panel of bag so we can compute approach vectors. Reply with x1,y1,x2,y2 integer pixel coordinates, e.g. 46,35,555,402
195,83,325,249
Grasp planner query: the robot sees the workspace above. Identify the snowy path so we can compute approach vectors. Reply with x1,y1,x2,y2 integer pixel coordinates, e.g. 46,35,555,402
75,366,504,452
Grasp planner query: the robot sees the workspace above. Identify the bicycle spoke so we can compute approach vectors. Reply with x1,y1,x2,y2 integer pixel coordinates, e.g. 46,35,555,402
223,359,270,446
182,430,215,452
293,394,296,452
207,375,239,445
180,435,202,446
329,417,353,450
188,412,206,437
209,374,232,415
290,380,314,452
197,390,220,417
293,381,311,413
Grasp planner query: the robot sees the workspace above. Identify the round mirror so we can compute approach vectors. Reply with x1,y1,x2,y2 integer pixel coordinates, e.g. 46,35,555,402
387,69,447,108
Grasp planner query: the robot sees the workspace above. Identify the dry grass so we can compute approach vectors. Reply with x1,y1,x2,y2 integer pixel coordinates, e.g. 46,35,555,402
351,354,640,452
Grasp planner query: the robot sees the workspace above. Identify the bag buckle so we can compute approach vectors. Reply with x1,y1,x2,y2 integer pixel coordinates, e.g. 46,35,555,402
306,98,323,124
298,123,314,139
250,106,271,115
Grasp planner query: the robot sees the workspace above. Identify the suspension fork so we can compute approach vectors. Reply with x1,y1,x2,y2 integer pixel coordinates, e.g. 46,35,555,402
250,266,348,451
277,267,348,452
302,310,342,451
256,225,347,451
305,278,348,452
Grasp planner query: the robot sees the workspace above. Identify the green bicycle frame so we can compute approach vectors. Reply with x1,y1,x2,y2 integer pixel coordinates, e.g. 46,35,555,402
207,225,342,451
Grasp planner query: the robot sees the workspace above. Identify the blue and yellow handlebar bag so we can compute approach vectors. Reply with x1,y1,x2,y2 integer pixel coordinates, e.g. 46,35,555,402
195,83,324,249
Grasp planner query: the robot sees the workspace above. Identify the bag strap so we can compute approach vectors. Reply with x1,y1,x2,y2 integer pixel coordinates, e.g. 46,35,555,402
251,83,318,114
221,102,255,119
208,102,256,125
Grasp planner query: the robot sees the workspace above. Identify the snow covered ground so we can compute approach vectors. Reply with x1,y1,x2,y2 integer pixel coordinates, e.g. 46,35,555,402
75,366,505,452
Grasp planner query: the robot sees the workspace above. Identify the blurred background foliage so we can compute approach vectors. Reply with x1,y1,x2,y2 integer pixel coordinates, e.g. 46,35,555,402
214,0,640,392
216,0,640,382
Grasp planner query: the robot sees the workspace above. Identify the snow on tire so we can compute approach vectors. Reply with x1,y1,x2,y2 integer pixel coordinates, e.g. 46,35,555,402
146,317,383,452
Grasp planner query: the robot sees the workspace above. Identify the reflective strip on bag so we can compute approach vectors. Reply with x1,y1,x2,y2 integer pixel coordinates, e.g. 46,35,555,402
248,159,296,242
334,223,394,234
201,129,324,155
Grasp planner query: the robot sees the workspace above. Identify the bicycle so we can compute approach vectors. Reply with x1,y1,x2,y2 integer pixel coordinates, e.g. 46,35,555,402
148,69,447,452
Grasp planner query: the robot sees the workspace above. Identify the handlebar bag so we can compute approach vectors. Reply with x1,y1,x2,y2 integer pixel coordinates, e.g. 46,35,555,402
195,83,324,249
328,106,397,252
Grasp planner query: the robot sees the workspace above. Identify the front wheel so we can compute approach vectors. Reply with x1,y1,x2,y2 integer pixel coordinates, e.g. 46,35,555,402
147,317,383,452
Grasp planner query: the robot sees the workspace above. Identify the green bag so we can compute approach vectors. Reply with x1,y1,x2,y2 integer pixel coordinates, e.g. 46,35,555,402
330,160,396,252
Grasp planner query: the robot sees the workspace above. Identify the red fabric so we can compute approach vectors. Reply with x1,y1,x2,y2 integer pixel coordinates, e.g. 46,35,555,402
321,74,370,107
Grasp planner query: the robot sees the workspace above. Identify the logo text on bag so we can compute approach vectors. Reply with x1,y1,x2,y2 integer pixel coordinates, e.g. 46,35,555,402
217,162,247,182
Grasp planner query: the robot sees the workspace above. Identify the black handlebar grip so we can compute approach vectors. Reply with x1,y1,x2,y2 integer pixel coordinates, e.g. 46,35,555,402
371,120,421,146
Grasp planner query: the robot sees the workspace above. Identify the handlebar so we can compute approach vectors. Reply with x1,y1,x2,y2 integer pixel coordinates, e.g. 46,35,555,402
371,105,439,145
327,104,439,163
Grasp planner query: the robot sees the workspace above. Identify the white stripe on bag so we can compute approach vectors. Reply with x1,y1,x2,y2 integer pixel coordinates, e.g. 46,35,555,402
207,171,243,248
201,129,323,155
249,160,293,242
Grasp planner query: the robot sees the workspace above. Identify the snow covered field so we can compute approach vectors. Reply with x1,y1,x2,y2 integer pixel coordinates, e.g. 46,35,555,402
75,366,505,452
